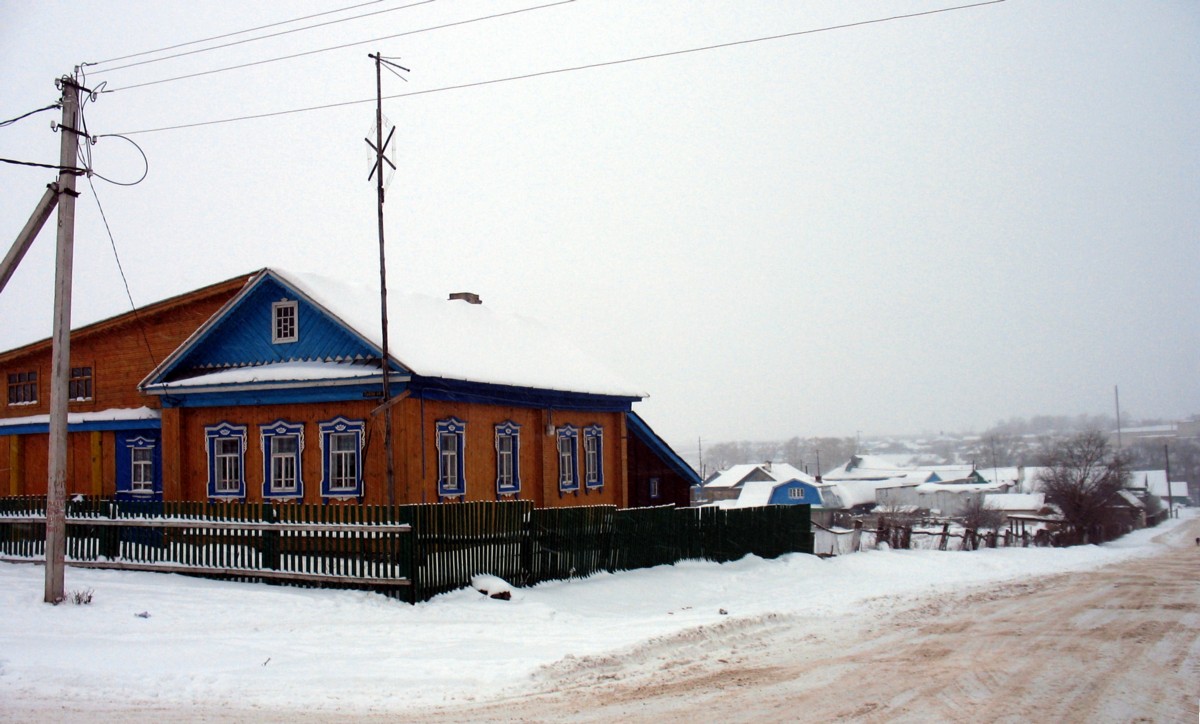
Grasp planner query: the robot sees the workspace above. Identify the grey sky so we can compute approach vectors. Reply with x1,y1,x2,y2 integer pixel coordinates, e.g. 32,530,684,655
1,0,1197,450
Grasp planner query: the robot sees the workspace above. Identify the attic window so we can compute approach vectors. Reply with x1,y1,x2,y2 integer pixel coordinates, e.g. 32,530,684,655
272,300,298,344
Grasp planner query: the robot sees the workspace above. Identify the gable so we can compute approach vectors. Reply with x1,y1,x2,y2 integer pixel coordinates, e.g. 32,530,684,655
768,480,822,506
741,468,775,484
154,274,386,382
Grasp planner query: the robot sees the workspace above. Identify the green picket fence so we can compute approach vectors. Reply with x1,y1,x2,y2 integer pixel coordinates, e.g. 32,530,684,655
0,496,813,603
410,500,530,601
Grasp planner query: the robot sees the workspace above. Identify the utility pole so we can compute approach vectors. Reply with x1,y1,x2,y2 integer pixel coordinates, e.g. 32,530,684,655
366,52,406,507
0,187,58,295
1114,385,1122,449
45,73,84,603
1163,444,1173,519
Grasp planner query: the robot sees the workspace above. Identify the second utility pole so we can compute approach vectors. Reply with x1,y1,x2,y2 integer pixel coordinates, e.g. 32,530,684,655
367,52,407,507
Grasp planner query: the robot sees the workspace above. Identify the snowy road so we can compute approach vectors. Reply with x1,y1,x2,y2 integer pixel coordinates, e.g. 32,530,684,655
414,517,1200,723
2,516,1197,722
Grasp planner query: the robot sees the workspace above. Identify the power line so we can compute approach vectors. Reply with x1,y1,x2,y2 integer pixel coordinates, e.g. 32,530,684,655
84,175,160,370
0,103,62,128
112,0,1007,137
86,0,388,67
87,134,150,186
0,157,86,172
90,0,438,75
72,71,150,186
104,0,574,93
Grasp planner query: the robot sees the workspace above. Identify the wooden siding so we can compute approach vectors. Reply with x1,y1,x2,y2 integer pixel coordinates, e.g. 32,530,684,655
626,427,694,508
169,399,628,508
0,275,246,420
172,276,380,374
1,430,122,498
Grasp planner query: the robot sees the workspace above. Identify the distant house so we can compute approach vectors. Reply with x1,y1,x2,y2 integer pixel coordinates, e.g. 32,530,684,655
1,268,699,507
708,478,824,509
982,492,1047,520
975,466,1047,494
700,462,811,504
1126,470,1189,505
1107,489,1147,530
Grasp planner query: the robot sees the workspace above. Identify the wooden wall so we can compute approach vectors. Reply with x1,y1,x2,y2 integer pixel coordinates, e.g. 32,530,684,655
168,398,629,508
0,429,114,497
625,428,693,508
0,277,245,420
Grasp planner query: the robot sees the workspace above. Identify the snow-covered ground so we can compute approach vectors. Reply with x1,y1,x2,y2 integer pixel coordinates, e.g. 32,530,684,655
0,512,1194,718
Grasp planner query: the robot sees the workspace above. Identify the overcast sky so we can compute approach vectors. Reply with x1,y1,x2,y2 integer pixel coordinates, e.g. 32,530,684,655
1,0,1197,449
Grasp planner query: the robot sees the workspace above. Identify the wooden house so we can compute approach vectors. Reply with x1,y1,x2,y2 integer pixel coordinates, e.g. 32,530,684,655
700,462,810,504
1,268,699,507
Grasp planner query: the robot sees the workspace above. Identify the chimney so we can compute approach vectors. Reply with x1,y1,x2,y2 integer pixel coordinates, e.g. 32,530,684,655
448,292,482,305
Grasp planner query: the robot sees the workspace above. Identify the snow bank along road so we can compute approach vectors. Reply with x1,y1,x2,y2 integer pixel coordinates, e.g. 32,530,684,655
418,518,1200,723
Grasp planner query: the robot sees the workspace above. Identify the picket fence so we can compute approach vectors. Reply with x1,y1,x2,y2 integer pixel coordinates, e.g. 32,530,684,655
0,497,813,603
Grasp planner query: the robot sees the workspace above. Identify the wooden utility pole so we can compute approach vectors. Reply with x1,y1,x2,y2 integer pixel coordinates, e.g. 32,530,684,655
45,73,83,603
1163,444,1173,519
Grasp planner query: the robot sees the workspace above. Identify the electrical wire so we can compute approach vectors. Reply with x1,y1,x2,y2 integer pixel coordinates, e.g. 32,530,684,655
71,68,149,186
90,0,438,75
0,103,61,128
0,157,85,172
85,0,387,67
110,0,1006,137
84,174,160,370
103,0,573,93
87,134,150,186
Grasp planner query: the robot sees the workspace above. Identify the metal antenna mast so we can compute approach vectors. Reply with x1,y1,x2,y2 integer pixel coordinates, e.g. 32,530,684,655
366,52,407,507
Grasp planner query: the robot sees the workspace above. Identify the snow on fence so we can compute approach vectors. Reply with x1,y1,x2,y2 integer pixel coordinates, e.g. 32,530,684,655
0,497,814,602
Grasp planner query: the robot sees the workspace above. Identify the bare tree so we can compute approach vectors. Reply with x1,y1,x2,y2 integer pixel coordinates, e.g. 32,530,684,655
960,496,1004,531
1037,430,1130,544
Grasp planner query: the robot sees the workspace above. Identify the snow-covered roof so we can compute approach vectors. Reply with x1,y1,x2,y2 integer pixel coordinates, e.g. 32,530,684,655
156,360,381,389
1113,489,1145,508
0,406,159,430
982,493,1045,511
915,482,1005,494
822,455,938,483
733,480,776,508
160,268,644,399
704,462,811,489
277,269,644,397
922,465,978,482
1124,470,1187,499
273,270,648,398
817,477,914,509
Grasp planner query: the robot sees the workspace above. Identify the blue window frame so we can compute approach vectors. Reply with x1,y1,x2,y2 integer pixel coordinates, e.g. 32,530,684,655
205,422,247,499
115,432,161,500
436,417,466,498
556,424,579,494
495,421,521,496
584,424,604,490
260,420,304,499
319,416,364,498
